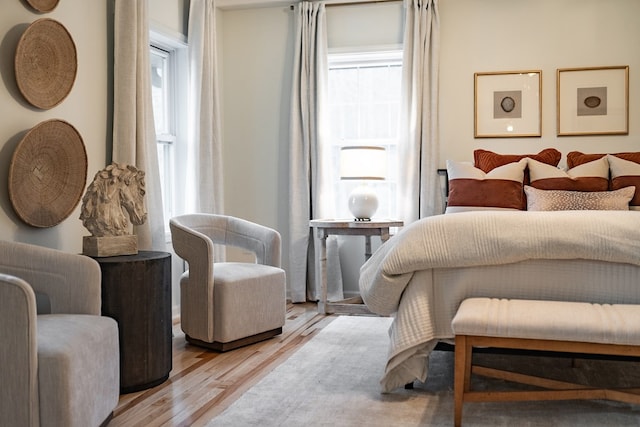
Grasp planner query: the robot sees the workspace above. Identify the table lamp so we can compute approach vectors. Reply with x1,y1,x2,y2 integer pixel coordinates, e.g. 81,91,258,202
340,146,387,221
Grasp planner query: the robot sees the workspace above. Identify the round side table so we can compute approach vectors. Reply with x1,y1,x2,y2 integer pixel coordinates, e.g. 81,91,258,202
93,251,172,393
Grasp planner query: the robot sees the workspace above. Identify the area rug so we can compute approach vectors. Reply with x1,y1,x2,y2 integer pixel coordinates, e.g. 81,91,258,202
209,316,640,426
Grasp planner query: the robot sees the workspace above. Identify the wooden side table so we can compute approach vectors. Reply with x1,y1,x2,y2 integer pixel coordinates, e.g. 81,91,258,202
93,251,172,393
310,219,403,315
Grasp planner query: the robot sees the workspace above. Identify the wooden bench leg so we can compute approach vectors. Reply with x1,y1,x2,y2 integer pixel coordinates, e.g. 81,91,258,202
454,335,471,427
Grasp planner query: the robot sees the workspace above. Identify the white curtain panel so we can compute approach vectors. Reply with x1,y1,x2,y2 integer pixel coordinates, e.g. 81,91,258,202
112,0,166,251
288,1,343,303
399,0,444,224
187,0,224,216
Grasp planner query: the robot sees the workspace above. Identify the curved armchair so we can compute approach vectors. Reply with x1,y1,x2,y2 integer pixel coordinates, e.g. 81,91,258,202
170,214,286,351
0,240,119,427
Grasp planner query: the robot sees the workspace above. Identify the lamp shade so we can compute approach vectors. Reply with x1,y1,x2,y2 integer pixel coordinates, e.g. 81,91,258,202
340,146,386,180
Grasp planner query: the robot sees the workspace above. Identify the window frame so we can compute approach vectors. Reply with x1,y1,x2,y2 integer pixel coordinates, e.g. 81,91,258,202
326,48,403,221
149,28,188,240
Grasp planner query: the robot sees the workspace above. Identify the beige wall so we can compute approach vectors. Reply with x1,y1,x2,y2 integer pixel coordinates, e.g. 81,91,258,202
0,0,108,252
439,0,640,166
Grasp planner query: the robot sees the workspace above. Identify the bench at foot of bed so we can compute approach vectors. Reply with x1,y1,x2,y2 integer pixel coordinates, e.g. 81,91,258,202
451,297,640,427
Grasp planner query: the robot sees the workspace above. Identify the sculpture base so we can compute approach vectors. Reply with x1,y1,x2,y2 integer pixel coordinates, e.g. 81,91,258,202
83,235,138,257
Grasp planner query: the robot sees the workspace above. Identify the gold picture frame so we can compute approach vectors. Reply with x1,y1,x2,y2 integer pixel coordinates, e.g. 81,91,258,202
557,66,629,136
474,70,542,138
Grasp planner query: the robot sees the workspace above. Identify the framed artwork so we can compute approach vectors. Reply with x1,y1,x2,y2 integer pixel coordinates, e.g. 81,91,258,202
474,70,542,138
557,66,629,136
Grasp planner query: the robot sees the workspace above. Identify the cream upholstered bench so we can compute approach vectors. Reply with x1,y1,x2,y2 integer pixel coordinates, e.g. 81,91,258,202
451,297,640,427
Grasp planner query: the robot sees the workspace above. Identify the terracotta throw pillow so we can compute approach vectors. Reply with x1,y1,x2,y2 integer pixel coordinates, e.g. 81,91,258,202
607,154,640,209
446,158,527,213
527,157,609,192
525,185,635,211
567,151,640,169
474,148,561,173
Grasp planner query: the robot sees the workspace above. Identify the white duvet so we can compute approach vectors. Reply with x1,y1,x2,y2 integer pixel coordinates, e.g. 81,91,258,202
359,210,640,392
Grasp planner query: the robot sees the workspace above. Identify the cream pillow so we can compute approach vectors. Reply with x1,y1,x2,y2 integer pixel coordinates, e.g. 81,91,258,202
527,156,610,192
524,185,635,211
607,154,640,210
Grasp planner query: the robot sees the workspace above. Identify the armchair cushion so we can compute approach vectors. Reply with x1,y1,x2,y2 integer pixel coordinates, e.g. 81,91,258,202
38,314,119,427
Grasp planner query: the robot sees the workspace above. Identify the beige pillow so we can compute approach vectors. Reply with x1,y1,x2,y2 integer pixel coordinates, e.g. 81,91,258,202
607,154,640,209
527,156,610,192
524,185,635,211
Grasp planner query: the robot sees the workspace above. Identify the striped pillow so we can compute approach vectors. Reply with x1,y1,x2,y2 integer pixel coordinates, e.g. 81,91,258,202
527,157,609,192
445,158,527,213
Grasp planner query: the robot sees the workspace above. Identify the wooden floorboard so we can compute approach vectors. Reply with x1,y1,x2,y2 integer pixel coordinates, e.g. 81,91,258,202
109,302,334,427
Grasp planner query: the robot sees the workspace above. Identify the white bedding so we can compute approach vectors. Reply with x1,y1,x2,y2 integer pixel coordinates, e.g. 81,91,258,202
359,210,640,392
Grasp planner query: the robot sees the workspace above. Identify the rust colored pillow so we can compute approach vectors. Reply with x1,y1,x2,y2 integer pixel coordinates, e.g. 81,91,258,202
474,148,561,173
528,157,609,192
567,151,640,169
445,158,527,213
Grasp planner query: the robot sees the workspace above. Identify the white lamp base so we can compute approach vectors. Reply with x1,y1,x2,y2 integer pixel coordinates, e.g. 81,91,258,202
348,185,379,220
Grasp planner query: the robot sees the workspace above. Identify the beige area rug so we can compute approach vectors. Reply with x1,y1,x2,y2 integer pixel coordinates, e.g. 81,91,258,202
209,316,640,426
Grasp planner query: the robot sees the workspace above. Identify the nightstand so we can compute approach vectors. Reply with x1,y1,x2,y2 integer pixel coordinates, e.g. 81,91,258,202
309,219,403,315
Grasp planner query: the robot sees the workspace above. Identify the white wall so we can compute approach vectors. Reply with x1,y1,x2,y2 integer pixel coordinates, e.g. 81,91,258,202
439,0,640,166
218,0,640,296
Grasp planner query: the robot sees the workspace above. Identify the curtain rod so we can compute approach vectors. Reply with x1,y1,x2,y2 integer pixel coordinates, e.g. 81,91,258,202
290,0,401,10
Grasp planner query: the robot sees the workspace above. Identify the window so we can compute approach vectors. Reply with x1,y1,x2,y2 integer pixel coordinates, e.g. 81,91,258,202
327,50,402,220
149,31,187,237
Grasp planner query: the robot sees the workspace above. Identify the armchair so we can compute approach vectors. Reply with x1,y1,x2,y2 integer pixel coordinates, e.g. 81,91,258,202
170,214,286,351
0,240,119,427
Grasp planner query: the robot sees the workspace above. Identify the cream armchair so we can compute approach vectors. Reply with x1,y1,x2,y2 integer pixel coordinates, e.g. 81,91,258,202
0,240,119,427
170,214,286,351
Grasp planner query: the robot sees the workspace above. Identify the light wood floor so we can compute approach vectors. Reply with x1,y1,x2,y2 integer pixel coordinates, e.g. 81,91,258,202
109,302,334,427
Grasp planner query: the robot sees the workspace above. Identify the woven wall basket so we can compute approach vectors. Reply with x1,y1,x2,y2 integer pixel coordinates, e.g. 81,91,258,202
25,0,60,12
14,18,77,109
9,119,88,228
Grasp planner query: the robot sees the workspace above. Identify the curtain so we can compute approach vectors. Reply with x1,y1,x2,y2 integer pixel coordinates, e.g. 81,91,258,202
288,1,343,303
399,0,444,224
187,0,224,216
112,0,166,251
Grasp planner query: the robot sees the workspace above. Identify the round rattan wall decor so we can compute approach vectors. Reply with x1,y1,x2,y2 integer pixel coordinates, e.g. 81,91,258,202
14,18,77,109
25,0,60,12
9,119,88,228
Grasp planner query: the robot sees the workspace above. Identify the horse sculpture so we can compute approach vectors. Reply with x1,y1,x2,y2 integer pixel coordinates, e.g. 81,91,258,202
80,162,148,237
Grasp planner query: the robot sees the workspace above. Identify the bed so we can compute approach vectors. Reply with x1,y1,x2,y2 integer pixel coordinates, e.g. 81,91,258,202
359,149,640,393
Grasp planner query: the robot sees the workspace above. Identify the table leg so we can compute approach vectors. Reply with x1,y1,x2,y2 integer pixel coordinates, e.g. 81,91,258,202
317,231,328,314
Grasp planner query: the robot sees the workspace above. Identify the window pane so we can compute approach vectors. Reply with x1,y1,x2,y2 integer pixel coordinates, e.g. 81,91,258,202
327,52,402,220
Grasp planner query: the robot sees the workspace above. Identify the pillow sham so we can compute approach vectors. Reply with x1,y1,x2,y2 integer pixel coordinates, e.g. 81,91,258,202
527,156,609,192
445,158,527,213
567,151,640,169
474,148,561,173
524,185,635,211
607,154,640,209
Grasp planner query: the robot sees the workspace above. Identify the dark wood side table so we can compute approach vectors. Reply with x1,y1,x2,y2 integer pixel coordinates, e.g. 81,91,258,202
93,251,172,393
309,219,403,315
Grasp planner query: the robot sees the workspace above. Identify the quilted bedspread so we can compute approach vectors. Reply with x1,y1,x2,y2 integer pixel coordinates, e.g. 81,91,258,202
359,210,640,392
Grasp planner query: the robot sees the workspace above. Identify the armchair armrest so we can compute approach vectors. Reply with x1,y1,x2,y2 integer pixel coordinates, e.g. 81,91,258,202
170,214,282,267
0,241,101,315
216,216,281,267
0,274,38,426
